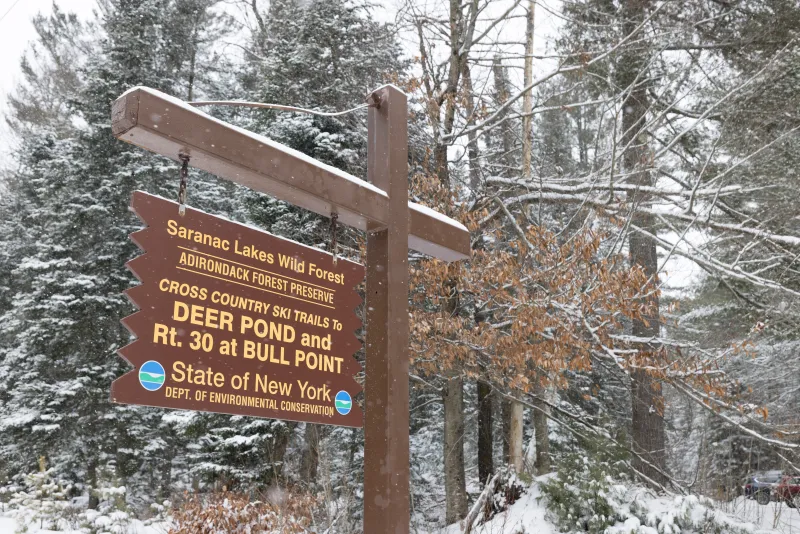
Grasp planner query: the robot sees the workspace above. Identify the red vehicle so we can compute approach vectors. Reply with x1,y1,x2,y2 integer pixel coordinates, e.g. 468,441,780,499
775,475,800,508
744,471,782,504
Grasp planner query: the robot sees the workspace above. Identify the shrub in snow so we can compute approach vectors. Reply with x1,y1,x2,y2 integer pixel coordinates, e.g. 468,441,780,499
540,449,627,534
76,473,133,534
80,508,132,534
488,467,527,521
3,462,75,532
0,461,141,534
148,498,171,524
605,488,756,534
540,447,759,534
169,489,314,533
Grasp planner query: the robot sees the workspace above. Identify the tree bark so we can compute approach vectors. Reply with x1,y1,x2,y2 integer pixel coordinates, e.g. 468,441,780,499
300,423,320,485
444,376,468,523
521,2,550,477
417,0,479,522
502,399,511,462
468,55,492,486
492,56,516,176
521,0,535,179
532,387,551,474
250,0,267,52
186,16,198,101
492,57,525,473
508,400,524,472
618,0,666,486
438,3,473,520
462,63,481,192
159,436,174,500
477,380,494,483
87,457,99,510
266,423,293,484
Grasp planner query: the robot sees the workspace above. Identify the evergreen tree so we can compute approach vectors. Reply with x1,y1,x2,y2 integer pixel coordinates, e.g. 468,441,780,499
242,0,405,237
0,0,240,509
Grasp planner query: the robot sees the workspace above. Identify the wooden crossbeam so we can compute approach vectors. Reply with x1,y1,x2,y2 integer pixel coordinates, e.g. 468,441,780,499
111,87,470,262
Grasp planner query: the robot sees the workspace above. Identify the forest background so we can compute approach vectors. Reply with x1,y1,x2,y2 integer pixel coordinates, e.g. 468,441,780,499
0,0,798,532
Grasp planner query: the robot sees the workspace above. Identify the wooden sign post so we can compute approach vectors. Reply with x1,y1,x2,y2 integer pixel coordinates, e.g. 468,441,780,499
364,86,410,532
111,84,469,533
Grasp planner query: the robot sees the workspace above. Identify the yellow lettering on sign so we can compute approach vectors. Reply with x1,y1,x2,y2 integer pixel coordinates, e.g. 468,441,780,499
239,315,296,342
167,219,230,251
254,375,293,396
171,361,225,388
172,301,233,331
294,349,343,374
307,263,345,285
158,278,208,301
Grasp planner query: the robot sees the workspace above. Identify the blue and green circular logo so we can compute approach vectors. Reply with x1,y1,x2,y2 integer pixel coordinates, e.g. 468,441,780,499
139,361,166,391
335,391,352,415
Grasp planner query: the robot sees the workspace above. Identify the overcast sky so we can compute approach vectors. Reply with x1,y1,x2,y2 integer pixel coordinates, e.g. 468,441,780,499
0,0,97,164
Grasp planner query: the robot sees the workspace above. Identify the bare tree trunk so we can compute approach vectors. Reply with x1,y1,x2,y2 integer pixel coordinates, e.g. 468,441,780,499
250,0,268,52
521,0,535,179
501,398,524,473
416,0,480,521
267,423,293,484
462,63,481,191
532,387,551,474
618,0,666,486
465,58,492,487
444,377,467,523
300,423,320,485
492,57,525,473
464,56,494,489
577,107,589,170
502,400,511,462
187,20,198,101
159,436,174,500
520,0,550,477
477,380,494,483
87,457,99,510
437,3,476,520
508,400,524,472
492,57,516,176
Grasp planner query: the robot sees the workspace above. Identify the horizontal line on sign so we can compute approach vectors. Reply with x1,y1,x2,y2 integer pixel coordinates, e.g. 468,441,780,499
177,246,337,293
176,267,336,310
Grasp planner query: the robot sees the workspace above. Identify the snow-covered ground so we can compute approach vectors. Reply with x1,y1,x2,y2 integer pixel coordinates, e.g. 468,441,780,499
424,480,800,534
427,482,556,534
719,497,800,534
3,485,800,534
0,516,169,534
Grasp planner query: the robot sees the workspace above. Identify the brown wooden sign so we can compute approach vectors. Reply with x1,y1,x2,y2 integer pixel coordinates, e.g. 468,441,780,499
112,85,471,532
111,190,364,427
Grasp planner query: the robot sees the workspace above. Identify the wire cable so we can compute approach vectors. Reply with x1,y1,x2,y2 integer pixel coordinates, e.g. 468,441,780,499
188,100,370,117
0,0,24,24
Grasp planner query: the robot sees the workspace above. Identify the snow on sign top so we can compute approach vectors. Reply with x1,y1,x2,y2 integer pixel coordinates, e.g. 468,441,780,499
120,86,390,199
410,201,468,233
112,86,470,262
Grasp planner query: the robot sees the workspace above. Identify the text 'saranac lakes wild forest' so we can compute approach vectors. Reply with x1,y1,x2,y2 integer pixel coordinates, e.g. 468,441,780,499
0,0,799,532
